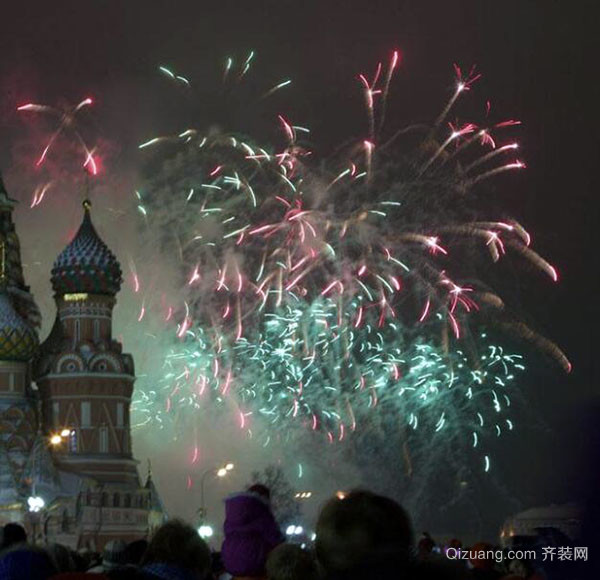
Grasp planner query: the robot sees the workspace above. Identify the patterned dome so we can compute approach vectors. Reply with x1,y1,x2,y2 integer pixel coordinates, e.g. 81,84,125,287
0,291,38,361
51,200,122,296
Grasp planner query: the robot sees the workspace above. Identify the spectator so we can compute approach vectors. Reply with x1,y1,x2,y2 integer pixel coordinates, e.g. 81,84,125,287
88,540,128,573
0,543,57,580
504,558,545,580
0,523,27,551
417,532,437,562
221,485,284,579
70,551,91,573
122,540,148,567
140,519,211,580
210,552,230,580
106,568,144,579
266,543,321,580
469,542,502,579
247,484,271,500
47,543,76,573
315,489,413,580
50,574,109,579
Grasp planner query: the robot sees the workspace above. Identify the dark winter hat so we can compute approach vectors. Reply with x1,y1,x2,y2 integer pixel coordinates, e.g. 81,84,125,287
1,522,27,549
248,483,271,499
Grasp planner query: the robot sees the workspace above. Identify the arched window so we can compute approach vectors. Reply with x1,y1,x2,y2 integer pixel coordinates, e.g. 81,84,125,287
123,494,131,508
101,492,108,507
93,319,100,342
113,493,120,508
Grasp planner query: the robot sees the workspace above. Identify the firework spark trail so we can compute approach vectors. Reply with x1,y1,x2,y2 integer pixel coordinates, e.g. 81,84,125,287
432,64,482,131
30,182,52,208
128,54,570,483
18,98,97,172
469,160,526,185
464,142,520,173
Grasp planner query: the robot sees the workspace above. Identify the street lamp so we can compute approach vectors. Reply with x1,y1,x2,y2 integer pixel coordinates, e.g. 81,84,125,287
27,496,46,544
199,463,234,523
27,496,45,513
198,525,214,539
49,434,62,446
49,429,74,447
285,525,304,536
27,431,72,544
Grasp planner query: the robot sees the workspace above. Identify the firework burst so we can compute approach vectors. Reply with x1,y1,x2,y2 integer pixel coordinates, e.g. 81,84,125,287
129,51,569,486
18,97,98,174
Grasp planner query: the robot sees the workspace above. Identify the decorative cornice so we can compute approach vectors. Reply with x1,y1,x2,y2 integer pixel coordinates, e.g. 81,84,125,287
37,372,135,382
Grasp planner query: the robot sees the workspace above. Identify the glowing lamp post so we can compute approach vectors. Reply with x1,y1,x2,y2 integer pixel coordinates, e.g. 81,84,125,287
49,434,62,446
199,463,234,523
27,496,45,513
198,525,214,539
49,429,74,449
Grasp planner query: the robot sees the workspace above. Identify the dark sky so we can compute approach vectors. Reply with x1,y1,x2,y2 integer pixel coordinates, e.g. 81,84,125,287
1,0,598,530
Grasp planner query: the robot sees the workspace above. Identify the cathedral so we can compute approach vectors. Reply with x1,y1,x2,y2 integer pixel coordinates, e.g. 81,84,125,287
0,174,165,549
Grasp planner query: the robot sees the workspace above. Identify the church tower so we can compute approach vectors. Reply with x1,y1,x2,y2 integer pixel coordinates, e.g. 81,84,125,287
0,174,39,522
35,200,139,486
0,175,164,547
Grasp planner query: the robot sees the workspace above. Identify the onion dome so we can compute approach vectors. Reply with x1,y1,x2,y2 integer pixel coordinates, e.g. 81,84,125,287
51,200,122,296
0,289,38,361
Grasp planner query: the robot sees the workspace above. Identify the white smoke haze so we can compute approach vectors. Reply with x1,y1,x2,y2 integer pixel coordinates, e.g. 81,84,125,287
4,58,541,542
8,149,361,539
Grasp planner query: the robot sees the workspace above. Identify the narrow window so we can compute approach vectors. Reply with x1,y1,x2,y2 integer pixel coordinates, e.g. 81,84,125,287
52,402,60,426
116,403,124,427
74,320,81,345
8,373,15,391
81,402,91,428
93,319,100,341
61,510,69,532
99,426,108,453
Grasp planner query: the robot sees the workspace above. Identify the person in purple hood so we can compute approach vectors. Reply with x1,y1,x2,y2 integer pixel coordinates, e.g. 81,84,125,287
221,484,285,579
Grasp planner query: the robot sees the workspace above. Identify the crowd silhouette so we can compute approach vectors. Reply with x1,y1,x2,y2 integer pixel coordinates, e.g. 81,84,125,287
0,487,576,579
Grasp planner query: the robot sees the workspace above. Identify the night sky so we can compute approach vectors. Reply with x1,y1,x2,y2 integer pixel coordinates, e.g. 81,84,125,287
1,0,597,535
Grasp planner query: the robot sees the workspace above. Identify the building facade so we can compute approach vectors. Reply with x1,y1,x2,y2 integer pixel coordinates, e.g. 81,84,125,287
0,175,165,549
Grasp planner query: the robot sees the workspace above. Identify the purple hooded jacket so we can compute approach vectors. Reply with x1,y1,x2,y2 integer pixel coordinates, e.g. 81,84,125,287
221,491,284,576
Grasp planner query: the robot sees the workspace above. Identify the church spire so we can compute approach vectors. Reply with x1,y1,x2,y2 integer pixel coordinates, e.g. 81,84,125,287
0,171,16,210
0,171,41,330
